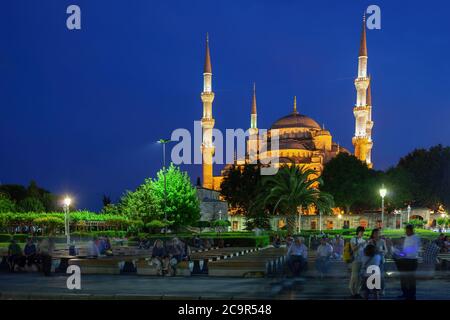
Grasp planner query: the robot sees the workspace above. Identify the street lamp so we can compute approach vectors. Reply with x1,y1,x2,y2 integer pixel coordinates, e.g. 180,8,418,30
63,196,72,245
379,185,387,229
407,205,411,223
157,138,173,235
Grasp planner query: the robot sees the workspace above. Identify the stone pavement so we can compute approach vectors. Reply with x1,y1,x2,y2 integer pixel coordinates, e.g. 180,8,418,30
0,273,448,300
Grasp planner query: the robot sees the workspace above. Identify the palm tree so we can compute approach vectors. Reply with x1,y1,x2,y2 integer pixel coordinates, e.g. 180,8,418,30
260,164,334,235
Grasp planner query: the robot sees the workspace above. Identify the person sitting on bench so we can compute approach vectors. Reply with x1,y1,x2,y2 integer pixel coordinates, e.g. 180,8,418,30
287,237,308,276
151,239,169,276
8,239,25,272
24,238,37,268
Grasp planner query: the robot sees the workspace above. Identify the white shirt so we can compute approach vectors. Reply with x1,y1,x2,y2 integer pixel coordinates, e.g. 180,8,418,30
287,243,308,258
317,243,333,258
402,234,421,259
350,237,366,261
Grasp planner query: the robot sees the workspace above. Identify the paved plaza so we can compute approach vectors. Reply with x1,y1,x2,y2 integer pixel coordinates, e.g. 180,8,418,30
0,273,448,300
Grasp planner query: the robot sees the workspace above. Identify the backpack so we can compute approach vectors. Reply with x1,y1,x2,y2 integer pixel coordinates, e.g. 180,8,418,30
343,240,354,263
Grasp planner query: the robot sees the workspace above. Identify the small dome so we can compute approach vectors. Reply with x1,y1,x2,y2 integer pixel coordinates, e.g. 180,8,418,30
271,113,321,130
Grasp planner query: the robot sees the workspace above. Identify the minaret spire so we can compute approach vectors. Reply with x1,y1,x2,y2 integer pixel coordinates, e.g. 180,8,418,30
204,33,212,74
248,83,259,164
293,96,298,114
201,33,215,189
251,83,257,115
359,14,368,57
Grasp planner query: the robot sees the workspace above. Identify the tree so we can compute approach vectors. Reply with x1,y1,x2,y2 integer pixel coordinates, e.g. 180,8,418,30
259,164,334,234
151,164,201,228
220,164,262,216
102,195,112,207
397,145,450,210
18,197,45,213
120,181,162,224
0,194,16,213
321,153,376,213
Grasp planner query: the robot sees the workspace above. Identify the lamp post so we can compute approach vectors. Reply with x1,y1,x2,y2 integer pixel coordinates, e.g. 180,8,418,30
63,196,72,245
158,139,173,235
407,205,411,223
379,185,387,229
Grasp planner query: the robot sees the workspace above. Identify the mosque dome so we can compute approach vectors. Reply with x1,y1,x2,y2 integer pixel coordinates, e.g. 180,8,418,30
271,112,321,130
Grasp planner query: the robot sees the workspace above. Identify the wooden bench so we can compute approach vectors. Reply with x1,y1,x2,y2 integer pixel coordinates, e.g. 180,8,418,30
207,247,286,277
68,258,123,275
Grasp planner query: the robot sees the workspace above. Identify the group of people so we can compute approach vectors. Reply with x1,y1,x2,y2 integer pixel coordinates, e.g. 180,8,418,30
278,223,439,300
284,235,341,278
150,237,190,276
5,237,55,276
348,225,422,300
86,236,112,257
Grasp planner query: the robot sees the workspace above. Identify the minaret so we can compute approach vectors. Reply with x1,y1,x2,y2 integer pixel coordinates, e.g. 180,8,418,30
201,33,215,189
247,83,259,163
352,15,373,168
250,83,258,133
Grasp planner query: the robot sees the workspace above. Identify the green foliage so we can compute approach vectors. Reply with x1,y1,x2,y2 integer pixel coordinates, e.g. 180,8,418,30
259,164,334,234
405,218,425,228
321,153,377,213
145,219,169,233
152,164,200,227
397,145,450,210
18,197,45,213
120,182,162,223
0,234,12,242
220,164,263,216
436,217,448,227
33,216,64,234
0,194,16,213
0,181,60,212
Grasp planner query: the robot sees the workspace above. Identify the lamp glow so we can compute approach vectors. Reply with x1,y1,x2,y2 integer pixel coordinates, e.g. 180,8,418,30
379,186,387,198
63,197,72,207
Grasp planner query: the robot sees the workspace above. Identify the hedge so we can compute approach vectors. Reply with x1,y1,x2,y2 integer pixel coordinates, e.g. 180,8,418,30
130,234,270,248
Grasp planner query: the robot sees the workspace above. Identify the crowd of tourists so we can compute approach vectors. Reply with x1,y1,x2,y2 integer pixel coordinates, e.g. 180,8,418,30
281,224,447,300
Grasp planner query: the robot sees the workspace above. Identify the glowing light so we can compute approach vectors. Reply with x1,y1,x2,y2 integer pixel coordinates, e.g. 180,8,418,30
379,186,387,198
63,197,72,207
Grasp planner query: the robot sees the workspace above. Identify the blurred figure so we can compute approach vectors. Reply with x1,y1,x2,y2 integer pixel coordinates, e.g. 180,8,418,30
166,237,185,276
38,238,54,276
332,235,344,259
367,228,387,294
151,239,169,276
287,237,308,277
316,237,333,278
24,238,37,268
7,239,25,272
393,224,421,300
349,226,366,299
360,244,382,300
272,235,281,248
87,238,100,257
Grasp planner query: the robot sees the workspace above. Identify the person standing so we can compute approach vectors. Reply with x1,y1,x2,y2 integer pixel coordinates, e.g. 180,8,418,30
38,238,54,276
393,224,421,300
349,226,366,298
333,235,344,259
367,228,387,294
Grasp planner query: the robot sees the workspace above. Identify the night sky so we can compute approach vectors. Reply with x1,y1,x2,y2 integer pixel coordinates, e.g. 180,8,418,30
1,0,450,211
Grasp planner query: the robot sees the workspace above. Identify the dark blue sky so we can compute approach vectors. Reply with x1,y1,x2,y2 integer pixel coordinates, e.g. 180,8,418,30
1,0,450,211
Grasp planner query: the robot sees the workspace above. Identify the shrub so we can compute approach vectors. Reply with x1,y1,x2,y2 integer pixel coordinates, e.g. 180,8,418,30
12,234,29,243
0,233,12,242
